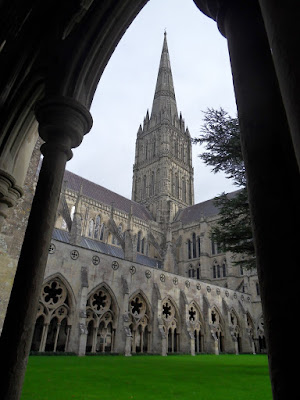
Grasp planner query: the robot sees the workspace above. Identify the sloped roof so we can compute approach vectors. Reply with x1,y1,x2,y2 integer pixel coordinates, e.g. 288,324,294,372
52,228,162,269
175,191,239,225
63,170,154,222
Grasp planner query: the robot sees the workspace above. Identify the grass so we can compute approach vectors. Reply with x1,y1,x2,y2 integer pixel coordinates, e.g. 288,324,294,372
21,354,272,400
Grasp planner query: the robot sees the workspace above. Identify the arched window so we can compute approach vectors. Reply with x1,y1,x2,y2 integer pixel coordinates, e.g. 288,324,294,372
150,172,155,196
187,239,191,259
141,238,145,254
197,264,201,279
188,265,195,278
153,139,156,157
137,231,142,253
192,233,197,258
182,178,186,202
175,174,179,198
197,237,201,257
222,261,226,277
94,215,101,239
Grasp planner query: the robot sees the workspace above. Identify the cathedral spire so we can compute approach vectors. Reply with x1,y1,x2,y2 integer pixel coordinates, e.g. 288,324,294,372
151,31,178,122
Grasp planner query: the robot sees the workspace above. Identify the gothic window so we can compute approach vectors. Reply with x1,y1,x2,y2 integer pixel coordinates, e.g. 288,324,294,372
197,264,201,279
145,142,148,160
175,140,178,158
187,239,191,259
137,231,142,253
86,285,116,354
162,298,180,354
188,265,195,278
175,174,179,198
222,261,227,277
150,171,155,196
141,238,145,254
213,265,217,279
88,219,94,237
129,293,151,354
31,278,71,353
182,178,186,202
188,303,202,353
153,139,156,157
94,215,101,239
197,237,201,257
192,232,197,258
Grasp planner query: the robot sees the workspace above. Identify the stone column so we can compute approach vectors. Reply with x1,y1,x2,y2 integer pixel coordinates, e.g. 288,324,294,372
78,266,89,356
0,96,92,400
219,2,300,398
258,1,300,171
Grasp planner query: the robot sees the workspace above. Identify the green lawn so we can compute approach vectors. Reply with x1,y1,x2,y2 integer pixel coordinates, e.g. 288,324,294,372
21,354,272,400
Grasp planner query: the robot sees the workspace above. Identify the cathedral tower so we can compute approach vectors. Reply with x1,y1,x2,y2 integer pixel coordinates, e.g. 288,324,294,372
132,33,194,225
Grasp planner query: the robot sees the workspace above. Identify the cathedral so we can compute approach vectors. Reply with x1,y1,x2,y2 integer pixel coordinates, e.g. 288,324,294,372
29,33,264,356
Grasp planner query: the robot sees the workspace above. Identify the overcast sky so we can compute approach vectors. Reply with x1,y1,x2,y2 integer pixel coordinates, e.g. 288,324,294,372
67,0,238,204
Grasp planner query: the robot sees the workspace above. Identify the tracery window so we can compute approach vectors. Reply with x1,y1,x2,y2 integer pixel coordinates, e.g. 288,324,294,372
192,232,197,258
128,293,151,353
229,309,241,352
31,278,71,353
162,298,180,353
86,286,116,354
188,303,203,353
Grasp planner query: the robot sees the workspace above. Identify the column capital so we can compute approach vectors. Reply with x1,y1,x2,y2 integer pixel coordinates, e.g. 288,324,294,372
35,96,93,160
0,169,23,220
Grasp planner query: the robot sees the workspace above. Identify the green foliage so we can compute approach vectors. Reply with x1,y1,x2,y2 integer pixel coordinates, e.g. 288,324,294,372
22,355,271,400
194,108,255,268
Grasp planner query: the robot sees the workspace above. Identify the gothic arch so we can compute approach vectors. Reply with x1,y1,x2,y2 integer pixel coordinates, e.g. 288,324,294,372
229,308,242,352
188,301,205,353
161,296,181,353
86,283,119,354
209,305,225,353
128,290,152,353
31,275,74,352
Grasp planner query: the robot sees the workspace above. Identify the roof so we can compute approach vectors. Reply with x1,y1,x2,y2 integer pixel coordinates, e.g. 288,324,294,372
175,191,239,225
63,170,154,222
52,228,162,269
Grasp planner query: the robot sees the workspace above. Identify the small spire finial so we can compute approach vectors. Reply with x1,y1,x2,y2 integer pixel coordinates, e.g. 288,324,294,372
164,29,167,37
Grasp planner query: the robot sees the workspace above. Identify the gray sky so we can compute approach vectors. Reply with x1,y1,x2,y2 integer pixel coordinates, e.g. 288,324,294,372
68,0,238,204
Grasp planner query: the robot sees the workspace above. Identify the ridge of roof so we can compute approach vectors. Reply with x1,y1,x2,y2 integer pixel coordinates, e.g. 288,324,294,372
63,170,154,222
175,190,241,224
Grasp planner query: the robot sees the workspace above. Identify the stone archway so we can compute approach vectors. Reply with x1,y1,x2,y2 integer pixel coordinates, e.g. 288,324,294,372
161,297,180,354
128,292,152,354
85,284,118,354
30,277,72,353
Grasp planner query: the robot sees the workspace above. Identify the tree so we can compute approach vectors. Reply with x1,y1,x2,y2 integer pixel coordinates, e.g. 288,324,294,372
193,108,255,269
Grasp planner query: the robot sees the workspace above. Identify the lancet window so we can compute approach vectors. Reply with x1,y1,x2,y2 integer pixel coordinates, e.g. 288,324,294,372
161,298,180,353
128,293,151,353
31,277,72,353
85,286,117,354
188,303,203,353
